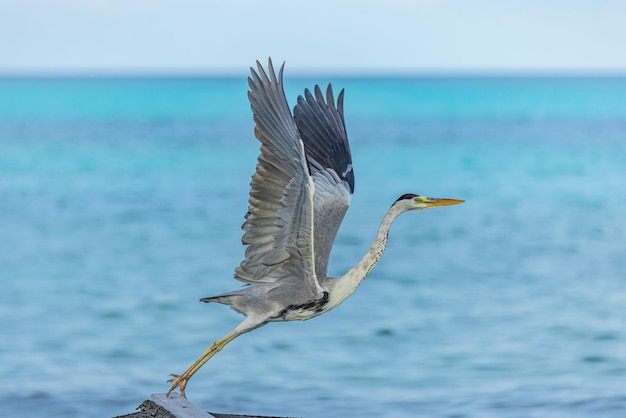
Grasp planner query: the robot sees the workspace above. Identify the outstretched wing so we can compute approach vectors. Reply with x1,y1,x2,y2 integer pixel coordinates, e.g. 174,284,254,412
293,85,354,279
235,59,320,295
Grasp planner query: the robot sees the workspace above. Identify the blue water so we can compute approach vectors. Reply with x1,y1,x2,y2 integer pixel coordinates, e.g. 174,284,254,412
1,76,626,418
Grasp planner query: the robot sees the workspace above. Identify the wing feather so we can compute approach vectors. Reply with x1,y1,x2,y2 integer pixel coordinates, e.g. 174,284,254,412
236,59,355,292
235,60,320,295
293,84,354,279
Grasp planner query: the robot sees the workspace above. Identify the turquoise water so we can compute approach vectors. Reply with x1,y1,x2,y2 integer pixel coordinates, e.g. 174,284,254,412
1,76,626,417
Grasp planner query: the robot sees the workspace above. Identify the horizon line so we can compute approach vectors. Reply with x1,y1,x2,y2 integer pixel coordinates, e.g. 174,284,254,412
2,69,626,80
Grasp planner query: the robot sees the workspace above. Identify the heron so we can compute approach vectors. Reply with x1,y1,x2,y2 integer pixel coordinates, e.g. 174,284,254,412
167,59,464,398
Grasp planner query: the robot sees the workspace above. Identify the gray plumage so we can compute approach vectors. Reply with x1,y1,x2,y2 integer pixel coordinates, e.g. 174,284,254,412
167,59,464,398
235,60,352,286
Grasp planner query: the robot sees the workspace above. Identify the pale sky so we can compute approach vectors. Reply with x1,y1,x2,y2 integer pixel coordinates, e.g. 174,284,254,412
1,0,625,75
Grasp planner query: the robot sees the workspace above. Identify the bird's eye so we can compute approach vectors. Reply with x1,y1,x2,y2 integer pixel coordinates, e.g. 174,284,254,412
413,196,426,203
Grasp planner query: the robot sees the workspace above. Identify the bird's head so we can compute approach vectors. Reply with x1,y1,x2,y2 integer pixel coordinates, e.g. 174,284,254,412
393,193,465,211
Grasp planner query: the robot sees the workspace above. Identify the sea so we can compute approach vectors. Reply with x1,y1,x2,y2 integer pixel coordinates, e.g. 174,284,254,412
1,74,626,418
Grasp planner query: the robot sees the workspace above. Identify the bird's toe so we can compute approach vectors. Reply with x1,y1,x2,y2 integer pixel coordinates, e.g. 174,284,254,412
166,374,187,398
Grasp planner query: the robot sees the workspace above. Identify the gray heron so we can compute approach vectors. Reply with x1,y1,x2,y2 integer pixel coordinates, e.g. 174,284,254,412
167,59,464,397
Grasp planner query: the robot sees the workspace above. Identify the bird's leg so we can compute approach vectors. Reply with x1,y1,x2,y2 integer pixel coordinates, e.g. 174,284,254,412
167,329,242,398
167,318,263,398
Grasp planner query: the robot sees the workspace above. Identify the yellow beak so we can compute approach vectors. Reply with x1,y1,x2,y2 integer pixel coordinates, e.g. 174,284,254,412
424,197,465,207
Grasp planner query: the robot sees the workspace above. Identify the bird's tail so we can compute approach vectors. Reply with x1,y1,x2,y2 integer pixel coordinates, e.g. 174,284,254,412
199,290,241,306
199,291,248,317
199,295,229,304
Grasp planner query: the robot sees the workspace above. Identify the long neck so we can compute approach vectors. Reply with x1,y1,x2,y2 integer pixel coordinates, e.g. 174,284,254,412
326,204,404,309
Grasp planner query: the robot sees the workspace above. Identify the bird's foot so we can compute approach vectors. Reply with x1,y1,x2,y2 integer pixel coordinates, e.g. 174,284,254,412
167,373,188,398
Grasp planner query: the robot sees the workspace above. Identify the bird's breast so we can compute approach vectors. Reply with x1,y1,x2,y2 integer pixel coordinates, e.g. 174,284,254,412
274,291,330,321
